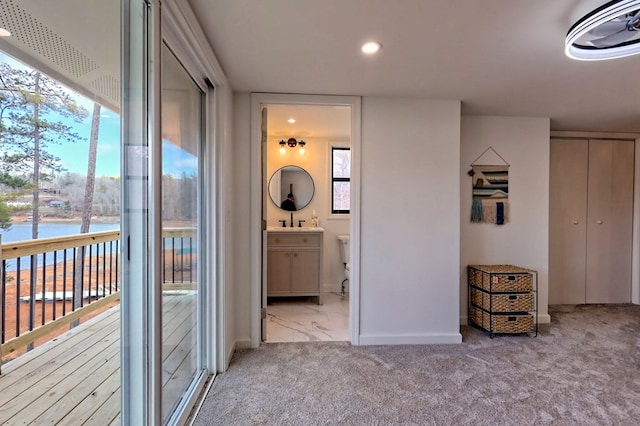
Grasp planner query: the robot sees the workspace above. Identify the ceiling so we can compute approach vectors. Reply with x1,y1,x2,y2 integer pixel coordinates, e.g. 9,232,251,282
190,0,640,133
266,104,351,139
0,0,119,112
1,1,637,135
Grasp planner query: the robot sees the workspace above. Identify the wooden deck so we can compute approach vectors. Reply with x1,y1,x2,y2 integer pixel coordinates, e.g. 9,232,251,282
0,290,198,425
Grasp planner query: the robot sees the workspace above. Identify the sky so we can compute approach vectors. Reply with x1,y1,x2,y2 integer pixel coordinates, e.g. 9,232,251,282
0,52,197,178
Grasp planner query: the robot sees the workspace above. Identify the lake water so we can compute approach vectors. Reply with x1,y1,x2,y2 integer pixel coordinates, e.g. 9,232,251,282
1,223,120,271
0,222,120,244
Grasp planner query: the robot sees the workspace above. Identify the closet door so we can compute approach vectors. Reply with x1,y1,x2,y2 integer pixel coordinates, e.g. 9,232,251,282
585,140,634,303
549,138,589,304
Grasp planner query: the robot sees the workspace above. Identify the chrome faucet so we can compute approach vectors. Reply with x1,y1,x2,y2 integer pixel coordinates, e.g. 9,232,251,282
290,212,294,227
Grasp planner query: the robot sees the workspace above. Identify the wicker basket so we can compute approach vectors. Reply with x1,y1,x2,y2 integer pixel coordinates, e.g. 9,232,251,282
470,305,534,334
471,288,534,313
468,265,533,292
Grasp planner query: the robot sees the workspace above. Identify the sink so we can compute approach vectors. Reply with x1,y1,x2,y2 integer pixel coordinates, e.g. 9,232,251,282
266,226,324,232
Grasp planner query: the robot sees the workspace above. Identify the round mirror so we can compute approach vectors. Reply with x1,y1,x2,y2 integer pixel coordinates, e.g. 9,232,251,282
268,165,315,211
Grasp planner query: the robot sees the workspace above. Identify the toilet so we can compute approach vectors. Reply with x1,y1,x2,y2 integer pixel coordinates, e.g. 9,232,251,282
337,235,350,294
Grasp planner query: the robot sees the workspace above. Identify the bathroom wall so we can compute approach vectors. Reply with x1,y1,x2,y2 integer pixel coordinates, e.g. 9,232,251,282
266,136,350,292
459,116,551,324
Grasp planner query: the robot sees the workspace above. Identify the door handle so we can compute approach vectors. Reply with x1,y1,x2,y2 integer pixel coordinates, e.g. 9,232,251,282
597,220,603,224
573,220,579,225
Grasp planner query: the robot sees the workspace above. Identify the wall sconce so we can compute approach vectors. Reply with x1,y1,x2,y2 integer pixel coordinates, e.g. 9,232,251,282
279,138,307,154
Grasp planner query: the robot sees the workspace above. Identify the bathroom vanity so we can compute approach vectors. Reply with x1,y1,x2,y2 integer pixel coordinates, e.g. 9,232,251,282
266,228,324,304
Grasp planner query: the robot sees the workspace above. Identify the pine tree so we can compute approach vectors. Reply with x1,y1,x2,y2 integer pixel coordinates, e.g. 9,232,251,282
0,62,88,238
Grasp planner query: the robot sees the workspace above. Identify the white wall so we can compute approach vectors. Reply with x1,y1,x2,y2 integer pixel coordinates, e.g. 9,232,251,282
230,96,552,354
359,97,462,344
460,116,551,324
231,92,252,349
266,136,350,291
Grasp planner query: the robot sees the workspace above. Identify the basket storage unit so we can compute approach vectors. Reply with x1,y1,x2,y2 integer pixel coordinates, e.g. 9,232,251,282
468,265,537,337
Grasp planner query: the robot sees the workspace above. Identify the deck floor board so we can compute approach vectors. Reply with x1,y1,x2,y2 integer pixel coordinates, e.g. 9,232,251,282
0,292,198,425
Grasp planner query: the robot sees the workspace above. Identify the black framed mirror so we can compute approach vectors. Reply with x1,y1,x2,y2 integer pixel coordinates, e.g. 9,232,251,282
268,165,315,211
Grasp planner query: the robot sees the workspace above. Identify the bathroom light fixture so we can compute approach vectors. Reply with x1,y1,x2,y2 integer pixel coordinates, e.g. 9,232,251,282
279,138,307,154
566,0,640,60
361,41,382,54
0,28,11,37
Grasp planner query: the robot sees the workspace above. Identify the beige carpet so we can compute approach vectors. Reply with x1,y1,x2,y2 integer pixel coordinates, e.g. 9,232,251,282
194,304,640,425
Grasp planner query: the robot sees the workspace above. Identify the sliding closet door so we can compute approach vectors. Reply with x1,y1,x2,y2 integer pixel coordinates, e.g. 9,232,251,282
585,140,634,303
549,139,589,304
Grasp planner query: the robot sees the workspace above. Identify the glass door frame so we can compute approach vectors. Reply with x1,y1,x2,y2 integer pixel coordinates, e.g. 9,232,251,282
121,0,162,423
121,0,215,424
160,40,209,425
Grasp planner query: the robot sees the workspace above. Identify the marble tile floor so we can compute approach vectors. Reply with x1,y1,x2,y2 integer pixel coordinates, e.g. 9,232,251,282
266,292,349,342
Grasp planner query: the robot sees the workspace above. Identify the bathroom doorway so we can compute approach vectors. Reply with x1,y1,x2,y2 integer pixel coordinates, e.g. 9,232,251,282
249,94,361,346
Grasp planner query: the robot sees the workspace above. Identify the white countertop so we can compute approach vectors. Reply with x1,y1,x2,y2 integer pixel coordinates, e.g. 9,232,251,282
266,226,324,232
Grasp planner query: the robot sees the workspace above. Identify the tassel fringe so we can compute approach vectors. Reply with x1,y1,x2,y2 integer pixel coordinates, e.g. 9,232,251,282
471,200,508,224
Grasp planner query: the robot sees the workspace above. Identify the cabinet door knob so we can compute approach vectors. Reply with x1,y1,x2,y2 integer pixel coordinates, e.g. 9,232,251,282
293,253,298,257
303,238,308,243
275,238,280,243
597,220,603,224
573,221,579,225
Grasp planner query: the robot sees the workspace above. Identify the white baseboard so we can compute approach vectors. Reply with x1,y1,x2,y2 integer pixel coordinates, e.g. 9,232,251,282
235,338,252,349
537,313,551,324
223,340,239,372
358,332,462,345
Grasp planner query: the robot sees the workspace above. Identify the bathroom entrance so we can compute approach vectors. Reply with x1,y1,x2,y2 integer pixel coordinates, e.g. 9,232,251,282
252,94,361,345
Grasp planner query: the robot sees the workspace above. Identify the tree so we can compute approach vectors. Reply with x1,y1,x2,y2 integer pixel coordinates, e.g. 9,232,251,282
0,62,88,238
80,103,100,233
0,172,28,229
74,102,100,312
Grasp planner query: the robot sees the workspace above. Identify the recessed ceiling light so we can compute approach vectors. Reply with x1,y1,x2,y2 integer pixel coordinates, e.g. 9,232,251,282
288,118,296,124
361,41,382,54
0,28,11,37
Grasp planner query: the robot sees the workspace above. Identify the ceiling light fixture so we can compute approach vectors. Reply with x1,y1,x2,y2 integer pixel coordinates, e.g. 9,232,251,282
0,28,11,37
288,118,296,123
566,0,640,60
279,138,306,155
361,41,382,54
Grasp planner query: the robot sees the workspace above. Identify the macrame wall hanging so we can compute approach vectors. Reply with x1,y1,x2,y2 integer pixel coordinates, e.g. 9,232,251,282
468,146,509,225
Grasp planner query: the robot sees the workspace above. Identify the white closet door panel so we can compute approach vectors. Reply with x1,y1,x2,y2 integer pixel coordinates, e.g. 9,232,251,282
608,141,635,302
586,140,634,303
549,139,588,304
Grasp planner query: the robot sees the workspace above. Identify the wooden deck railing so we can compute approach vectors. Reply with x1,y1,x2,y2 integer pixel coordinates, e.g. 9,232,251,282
0,227,198,370
0,231,121,366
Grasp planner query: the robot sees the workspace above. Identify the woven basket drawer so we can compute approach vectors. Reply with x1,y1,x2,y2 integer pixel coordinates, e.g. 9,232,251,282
470,306,534,334
469,265,533,292
471,288,534,313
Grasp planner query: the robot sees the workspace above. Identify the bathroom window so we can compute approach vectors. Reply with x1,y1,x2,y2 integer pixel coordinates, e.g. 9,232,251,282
331,147,350,214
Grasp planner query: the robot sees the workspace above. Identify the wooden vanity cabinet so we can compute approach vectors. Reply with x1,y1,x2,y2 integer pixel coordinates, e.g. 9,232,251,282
267,231,323,304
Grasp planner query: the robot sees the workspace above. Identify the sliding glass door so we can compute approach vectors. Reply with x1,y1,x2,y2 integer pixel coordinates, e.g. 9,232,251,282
160,43,205,423
122,2,208,424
